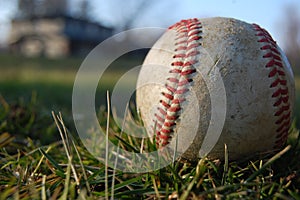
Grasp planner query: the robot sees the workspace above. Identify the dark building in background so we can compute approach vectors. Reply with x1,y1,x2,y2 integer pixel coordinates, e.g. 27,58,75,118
9,0,113,58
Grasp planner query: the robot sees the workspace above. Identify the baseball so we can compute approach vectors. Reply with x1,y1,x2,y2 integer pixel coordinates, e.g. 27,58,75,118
136,17,295,161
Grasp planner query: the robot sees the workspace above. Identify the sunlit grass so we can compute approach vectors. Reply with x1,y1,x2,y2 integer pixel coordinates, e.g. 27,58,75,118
0,54,299,199
0,107,299,199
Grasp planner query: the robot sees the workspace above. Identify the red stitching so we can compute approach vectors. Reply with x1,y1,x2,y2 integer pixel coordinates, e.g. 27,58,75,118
154,19,202,147
175,40,188,45
178,79,192,86
267,60,284,68
273,96,289,107
154,114,164,123
184,60,198,66
274,105,290,116
161,128,172,134
159,100,170,108
188,30,202,36
175,88,189,94
186,50,200,57
167,77,179,83
171,61,184,66
158,107,167,115
276,127,290,139
187,36,202,43
253,23,291,148
270,79,287,88
172,98,186,104
260,45,280,54
162,92,174,100
155,123,162,129
272,88,288,98
168,106,181,113
166,85,176,93
181,69,197,75
269,68,285,77
275,111,290,124
166,115,179,121
164,121,176,127
276,120,291,132
173,54,186,58
170,69,182,73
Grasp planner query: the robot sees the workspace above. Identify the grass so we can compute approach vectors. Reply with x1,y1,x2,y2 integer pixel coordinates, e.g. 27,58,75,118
0,53,300,199
0,108,299,199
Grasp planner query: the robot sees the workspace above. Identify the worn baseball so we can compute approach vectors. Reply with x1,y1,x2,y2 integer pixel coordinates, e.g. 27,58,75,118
136,17,295,161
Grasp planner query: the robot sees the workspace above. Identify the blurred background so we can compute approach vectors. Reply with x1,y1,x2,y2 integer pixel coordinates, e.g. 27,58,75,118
0,0,299,143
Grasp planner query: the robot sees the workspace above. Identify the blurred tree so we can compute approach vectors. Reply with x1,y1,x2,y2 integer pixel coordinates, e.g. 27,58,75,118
17,0,68,18
40,0,68,16
107,0,159,31
18,0,36,18
281,5,300,74
78,0,91,20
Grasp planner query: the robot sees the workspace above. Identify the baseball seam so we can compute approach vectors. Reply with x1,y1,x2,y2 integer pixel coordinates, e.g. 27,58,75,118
253,24,291,148
154,18,202,147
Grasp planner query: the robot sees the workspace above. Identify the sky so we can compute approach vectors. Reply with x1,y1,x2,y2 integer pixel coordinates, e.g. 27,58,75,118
0,0,299,48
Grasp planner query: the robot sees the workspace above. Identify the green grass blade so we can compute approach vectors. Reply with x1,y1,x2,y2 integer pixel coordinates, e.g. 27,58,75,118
180,158,206,200
245,145,291,183
58,157,72,200
93,176,142,197
41,175,47,200
39,148,64,173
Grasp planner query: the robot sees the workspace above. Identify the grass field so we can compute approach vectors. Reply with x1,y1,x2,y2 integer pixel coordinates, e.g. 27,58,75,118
0,53,299,199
